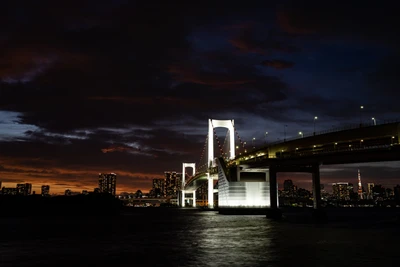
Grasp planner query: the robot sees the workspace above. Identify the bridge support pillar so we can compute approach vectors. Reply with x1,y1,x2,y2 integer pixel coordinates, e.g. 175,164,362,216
207,173,214,209
267,166,281,219
312,164,321,210
181,190,186,208
193,190,196,207
312,164,326,221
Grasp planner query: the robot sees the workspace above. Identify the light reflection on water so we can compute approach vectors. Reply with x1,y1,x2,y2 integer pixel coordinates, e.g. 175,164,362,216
0,209,399,266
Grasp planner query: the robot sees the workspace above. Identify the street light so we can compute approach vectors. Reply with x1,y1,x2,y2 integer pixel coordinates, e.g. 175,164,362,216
265,132,268,145
313,116,318,135
299,131,303,138
252,137,255,149
360,105,364,126
372,117,376,126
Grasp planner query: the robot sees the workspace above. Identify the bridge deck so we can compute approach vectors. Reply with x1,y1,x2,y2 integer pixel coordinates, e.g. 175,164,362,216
183,122,400,191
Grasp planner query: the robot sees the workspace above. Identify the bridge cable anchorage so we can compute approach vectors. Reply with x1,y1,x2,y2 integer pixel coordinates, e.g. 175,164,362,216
197,134,209,173
232,120,246,153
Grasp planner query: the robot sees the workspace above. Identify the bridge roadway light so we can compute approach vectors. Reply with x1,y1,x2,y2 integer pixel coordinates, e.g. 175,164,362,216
299,131,303,138
360,106,364,126
372,117,376,126
313,117,318,135
252,137,256,149
265,132,268,144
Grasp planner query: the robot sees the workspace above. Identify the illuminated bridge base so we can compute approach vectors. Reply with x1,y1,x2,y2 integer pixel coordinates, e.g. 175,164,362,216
216,159,276,214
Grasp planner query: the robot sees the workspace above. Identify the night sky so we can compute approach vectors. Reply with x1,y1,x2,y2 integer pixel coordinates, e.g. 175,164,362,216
1,1,400,194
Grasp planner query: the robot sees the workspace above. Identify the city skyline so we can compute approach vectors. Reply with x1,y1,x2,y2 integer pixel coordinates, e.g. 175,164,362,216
1,1,400,193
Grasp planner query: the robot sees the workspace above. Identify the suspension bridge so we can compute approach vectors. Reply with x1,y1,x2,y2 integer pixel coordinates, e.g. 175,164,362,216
180,118,400,216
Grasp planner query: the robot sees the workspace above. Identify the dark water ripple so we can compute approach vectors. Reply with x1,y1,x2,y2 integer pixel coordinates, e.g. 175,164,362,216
0,209,399,266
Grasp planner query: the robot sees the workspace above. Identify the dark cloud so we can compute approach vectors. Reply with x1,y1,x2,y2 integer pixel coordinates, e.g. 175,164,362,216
277,1,400,46
261,59,294,69
229,28,299,55
367,53,400,97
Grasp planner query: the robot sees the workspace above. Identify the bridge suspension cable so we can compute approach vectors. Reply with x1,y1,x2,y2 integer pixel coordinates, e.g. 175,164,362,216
197,134,209,173
232,120,246,154
211,120,225,158
221,129,230,160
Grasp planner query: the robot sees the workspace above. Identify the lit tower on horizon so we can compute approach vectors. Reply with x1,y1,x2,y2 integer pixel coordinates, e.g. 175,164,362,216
357,169,363,199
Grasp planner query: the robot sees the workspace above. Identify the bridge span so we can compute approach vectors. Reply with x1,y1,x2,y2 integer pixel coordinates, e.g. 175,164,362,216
180,120,400,216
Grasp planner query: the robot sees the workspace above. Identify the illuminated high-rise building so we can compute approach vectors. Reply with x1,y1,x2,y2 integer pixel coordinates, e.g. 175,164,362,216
367,183,375,199
152,178,165,197
41,185,50,196
16,183,32,196
196,182,208,206
332,182,352,200
357,169,363,199
99,173,117,195
164,171,182,197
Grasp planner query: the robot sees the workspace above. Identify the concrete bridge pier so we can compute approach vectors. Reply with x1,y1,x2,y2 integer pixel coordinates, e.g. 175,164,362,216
207,173,214,209
193,190,196,207
181,190,186,207
312,163,326,221
312,163,321,210
266,166,282,219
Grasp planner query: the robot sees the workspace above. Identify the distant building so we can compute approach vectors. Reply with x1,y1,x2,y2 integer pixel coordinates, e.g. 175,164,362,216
372,184,385,200
82,190,88,195
332,182,353,200
99,173,117,195
65,189,72,196
196,183,208,206
2,187,17,195
394,185,400,201
283,180,294,191
164,172,182,197
16,183,32,196
283,180,295,197
152,178,165,197
367,183,375,199
93,188,100,194
41,185,50,196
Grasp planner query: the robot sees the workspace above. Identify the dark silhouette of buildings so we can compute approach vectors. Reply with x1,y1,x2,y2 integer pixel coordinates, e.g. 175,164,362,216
99,173,117,195
151,178,165,197
16,183,32,195
41,185,50,196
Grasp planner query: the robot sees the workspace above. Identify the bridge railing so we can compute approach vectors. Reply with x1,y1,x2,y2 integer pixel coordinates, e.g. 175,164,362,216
239,143,398,162
183,167,219,188
260,119,400,148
